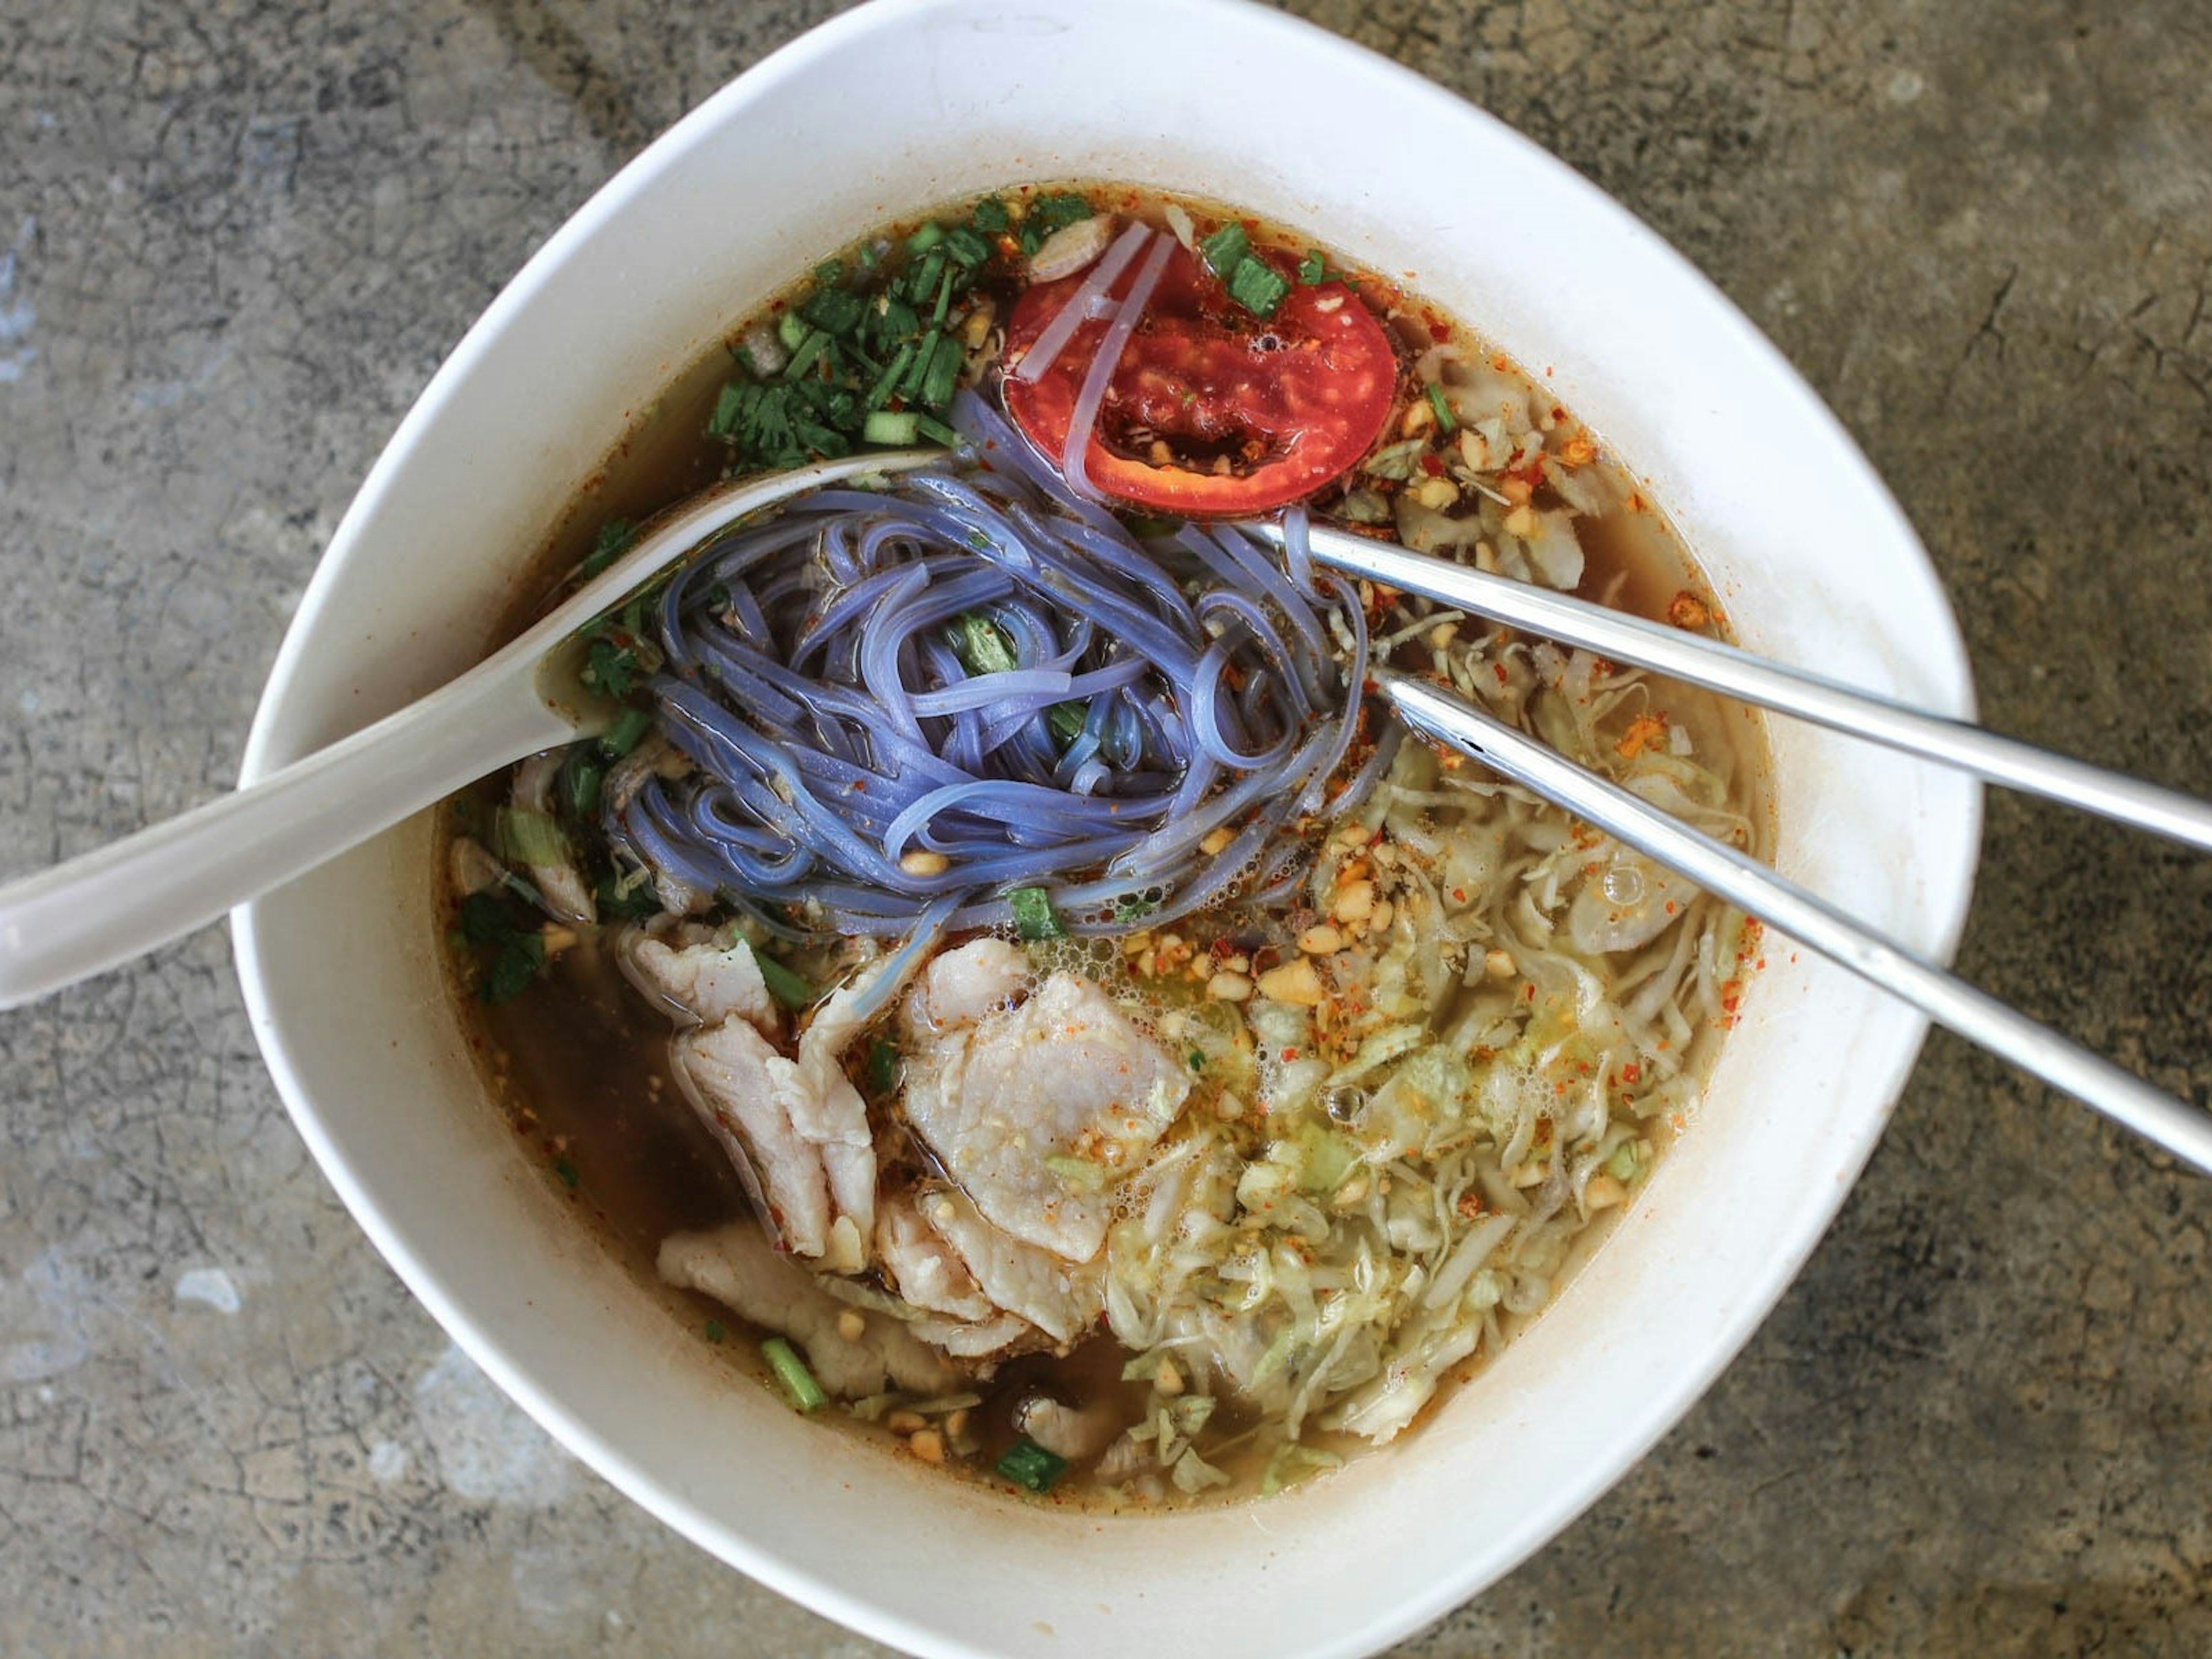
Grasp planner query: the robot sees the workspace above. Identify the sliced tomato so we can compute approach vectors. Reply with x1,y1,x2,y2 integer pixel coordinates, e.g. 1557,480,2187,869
1001,238,1399,516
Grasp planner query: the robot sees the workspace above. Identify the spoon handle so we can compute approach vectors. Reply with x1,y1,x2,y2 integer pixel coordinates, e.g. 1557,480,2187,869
0,665,574,1012
1379,670,2212,1173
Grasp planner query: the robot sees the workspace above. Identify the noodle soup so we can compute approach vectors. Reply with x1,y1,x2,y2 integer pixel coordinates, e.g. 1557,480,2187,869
440,184,1766,1507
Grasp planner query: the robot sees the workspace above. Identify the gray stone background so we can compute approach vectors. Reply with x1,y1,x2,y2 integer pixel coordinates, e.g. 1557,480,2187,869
2,0,2207,1653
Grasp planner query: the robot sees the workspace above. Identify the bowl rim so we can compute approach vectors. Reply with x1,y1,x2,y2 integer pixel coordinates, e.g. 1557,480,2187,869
232,1,1983,1653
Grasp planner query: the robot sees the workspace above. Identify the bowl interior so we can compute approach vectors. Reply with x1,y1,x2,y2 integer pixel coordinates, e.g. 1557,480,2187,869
234,3,1979,1656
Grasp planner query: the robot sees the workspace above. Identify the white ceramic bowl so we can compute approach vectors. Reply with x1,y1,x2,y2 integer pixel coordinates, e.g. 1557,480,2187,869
233,2,1980,1654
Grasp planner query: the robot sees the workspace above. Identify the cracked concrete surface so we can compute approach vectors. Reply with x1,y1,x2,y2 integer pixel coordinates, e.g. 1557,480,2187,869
3,0,2209,1653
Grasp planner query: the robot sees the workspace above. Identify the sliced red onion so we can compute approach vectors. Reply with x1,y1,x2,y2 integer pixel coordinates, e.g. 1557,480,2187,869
1065,230,1175,502
1009,219,1153,386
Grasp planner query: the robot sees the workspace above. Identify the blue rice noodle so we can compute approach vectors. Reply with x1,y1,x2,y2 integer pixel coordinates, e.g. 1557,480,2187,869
607,387,1393,941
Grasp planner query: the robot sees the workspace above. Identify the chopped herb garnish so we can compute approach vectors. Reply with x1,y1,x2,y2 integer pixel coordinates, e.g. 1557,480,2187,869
480,931,547,1005
969,196,1010,234
601,706,653,759
1297,248,1330,285
582,637,639,697
1226,256,1291,320
595,871,662,922
553,1155,579,1190
1198,221,1250,279
949,612,1020,677
776,309,809,353
1018,192,1093,256
1112,895,1157,921
914,412,961,448
800,285,867,338
581,518,638,579
456,891,509,945
865,1039,902,1097
762,1336,828,1414
905,220,945,255
942,225,993,270
782,327,832,382
703,1319,727,1343
748,942,816,1012
1425,382,1456,435
995,1436,1069,1494
562,752,606,820
1188,1049,1206,1071
1008,886,1066,942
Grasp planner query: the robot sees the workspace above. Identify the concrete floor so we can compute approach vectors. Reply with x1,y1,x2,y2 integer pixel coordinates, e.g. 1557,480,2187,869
3,1,2209,1654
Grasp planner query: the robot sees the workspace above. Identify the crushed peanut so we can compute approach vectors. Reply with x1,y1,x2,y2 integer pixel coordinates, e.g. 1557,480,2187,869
835,1309,867,1342
1332,880,1376,924
886,1409,927,1435
1297,924,1345,955
1199,826,1237,857
907,1428,946,1465
1584,1174,1628,1211
898,849,950,877
1256,957,1325,1006
1206,971,1253,1002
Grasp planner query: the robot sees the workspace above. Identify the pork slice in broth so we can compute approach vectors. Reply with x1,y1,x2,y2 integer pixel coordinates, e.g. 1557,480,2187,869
673,1018,836,1259
619,926,783,1036
658,1223,958,1397
912,1184,1103,1345
902,971,1190,1260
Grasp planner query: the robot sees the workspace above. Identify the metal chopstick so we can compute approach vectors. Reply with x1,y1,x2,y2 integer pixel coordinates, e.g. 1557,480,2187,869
1257,521,2212,854
1377,669,2212,1173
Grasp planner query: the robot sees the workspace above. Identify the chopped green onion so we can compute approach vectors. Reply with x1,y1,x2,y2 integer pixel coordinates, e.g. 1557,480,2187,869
747,942,815,1012
863,409,920,446
865,1039,901,1096
914,412,960,447
949,612,1020,676
1007,886,1066,941
493,807,570,866
1198,221,1249,278
776,309,809,353
865,340,917,409
1046,702,1088,748
601,706,653,759
906,247,946,307
781,328,832,382
905,220,945,254
703,1319,727,1343
930,265,956,327
581,518,638,579
1604,1139,1644,1182
813,258,845,285
902,328,942,399
920,334,964,408
552,1155,579,1189
1297,248,1330,285
1426,382,1456,435
562,752,605,819
995,1436,1068,1493
942,225,992,269
1226,256,1291,319
969,196,1010,234
1188,1049,1206,1071
582,637,639,695
761,1336,827,1414
1018,192,1093,255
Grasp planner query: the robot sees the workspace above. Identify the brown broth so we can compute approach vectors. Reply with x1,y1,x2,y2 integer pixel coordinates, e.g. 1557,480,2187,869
443,182,1769,1509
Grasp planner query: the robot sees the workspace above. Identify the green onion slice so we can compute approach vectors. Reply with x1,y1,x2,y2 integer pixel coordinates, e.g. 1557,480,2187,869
995,1436,1069,1493
762,1337,828,1414
1007,886,1066,941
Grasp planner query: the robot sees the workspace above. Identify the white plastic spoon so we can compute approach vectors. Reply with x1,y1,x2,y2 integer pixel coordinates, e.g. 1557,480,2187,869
0,449,941,1012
